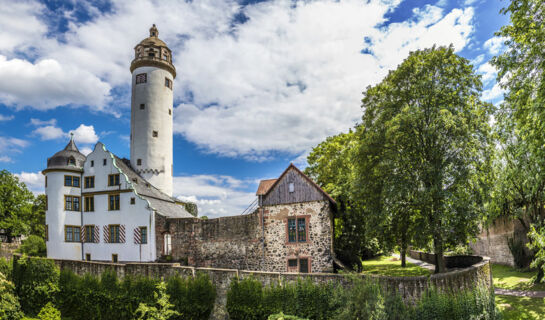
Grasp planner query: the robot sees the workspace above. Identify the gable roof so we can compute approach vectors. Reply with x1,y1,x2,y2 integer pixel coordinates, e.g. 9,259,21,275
257,163,336,205
106,153,195,219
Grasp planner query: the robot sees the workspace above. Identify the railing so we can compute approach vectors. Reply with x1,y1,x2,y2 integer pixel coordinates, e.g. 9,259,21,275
241,198,258,215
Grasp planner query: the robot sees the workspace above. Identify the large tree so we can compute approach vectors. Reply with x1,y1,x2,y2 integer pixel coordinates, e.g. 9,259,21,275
490,0,545,281
355,46,494,273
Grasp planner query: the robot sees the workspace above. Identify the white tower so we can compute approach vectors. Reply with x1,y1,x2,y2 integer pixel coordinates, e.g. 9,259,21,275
130,24,175,196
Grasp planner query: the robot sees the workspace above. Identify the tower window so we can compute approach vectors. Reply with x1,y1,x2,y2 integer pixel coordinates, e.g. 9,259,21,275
136,73,147,84
163,53,168,60
169,109,172,115
90,160,94,167
103,159,107,166
165,78,172,89
153,131,158,138
68,156,76,165
148,51,155,57
140,103,145,110
130,197,135,205
137,159,142,166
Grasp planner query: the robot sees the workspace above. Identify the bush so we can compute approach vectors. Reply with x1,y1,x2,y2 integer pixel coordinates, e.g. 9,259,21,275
134,281,179,320
0,256,12,279
333,277,386,320
18,235,47,257
226,277,264,320
12,256,59,316
0,272,23,320
37,302,61,320
167,273,216,320
268,313,308,320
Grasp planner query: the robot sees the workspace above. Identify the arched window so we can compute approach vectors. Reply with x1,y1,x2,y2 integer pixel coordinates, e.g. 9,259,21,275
163,233,172,255
68,156,76,166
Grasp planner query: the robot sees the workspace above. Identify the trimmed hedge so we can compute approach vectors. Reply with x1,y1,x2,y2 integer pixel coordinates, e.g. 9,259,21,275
226,276,501,320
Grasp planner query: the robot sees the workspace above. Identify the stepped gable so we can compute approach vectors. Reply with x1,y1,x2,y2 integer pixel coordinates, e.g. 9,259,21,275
111,154,195,218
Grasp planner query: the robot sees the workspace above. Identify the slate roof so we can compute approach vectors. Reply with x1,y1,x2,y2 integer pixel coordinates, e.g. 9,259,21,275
110,155,195,219
45,136,86,172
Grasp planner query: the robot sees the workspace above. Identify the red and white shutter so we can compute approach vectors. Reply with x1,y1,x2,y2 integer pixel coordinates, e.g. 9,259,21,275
103,225,110,243
120,225,125,243
134,227,141,244
80,226,86,242
94,225,100,243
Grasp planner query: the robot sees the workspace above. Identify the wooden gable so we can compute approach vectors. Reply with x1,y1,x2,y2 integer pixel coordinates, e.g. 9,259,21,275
261,164,334,206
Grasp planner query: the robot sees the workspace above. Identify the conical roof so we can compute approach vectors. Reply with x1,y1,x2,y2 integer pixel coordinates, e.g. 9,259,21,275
44,134,86,172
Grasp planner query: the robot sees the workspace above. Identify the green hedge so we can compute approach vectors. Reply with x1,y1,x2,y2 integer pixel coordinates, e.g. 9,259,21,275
226,276,501,320
167,273,216,320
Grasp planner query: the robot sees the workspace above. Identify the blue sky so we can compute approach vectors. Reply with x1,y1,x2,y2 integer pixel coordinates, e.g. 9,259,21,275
0,0,508,217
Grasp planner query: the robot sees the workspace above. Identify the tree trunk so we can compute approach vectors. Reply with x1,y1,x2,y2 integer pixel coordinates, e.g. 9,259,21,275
401,231,407,267
434,235,446,273
536,263,544,284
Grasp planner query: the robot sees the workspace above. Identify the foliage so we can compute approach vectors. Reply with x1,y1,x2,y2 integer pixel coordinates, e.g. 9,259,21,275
507,237,530,269
0,256,12,279
355,46,493,273
12,256,59,316
166,272,216,320
491,263,545,291
334,276,387,320
490,0,545,281
37,303,60,320
267,313,308,320
135,281,179,320
18,235,47,257
444,245,473,256
0,271,23,320
527,224,545,284
226,277,264,320
0,170,35,242
361,256,431,277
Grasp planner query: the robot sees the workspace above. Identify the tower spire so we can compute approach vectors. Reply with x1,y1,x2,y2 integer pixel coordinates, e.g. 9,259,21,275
150,24,158,37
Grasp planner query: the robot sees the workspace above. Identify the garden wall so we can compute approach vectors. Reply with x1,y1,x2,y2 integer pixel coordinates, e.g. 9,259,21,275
408,250,484,268
50,256,493,320
0,243,19,259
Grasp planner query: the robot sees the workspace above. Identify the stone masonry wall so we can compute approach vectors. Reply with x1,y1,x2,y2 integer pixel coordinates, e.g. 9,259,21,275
262,200,334,273
156,212,264,270
46,256,493,320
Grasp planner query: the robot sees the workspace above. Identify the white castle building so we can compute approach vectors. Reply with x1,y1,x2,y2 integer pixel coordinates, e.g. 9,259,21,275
43,25,196,262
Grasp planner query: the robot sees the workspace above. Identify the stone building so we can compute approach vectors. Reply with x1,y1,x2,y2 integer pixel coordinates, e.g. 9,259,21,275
43,25,335,273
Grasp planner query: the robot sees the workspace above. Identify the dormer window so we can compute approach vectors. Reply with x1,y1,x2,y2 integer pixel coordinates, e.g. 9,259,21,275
68,157,76,166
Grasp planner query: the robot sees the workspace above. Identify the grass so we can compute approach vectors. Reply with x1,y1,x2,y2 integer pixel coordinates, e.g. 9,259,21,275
361,255,431,277
496,295,545,320
492,264,545,291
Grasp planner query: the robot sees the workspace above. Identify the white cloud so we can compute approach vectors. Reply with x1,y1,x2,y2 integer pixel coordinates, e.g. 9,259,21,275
70,124,99,144
173,175,257,218
174,1,475,158
484,36,506,55
477,62,497,84
33,125,65,140
32,123,99,145
0,114,14,121
0,156,13,163
29,118,57,126
482,82,504,102
15,171,44,195
0,0,47,54
0,136,28,154
80,147,93,156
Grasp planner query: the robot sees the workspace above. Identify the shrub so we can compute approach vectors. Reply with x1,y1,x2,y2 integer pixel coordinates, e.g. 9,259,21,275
12,256,59,316
18,235,46,257
226,277,264,320
507,236,530,269
0,272,23,320
0,256,12,279
167,273,216,320
268,313,308,320
134,281,179,320
37,302,61,320
333,277,386,320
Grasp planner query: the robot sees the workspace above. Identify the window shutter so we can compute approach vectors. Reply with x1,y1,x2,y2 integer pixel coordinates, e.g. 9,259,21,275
80,226,85,243
134,227,141,244
120,225,125,243
94,225,100,243
103,225,110,243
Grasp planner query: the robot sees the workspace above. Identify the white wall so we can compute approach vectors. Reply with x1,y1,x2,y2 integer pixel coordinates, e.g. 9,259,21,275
80,143,156,262
130,66,174,196
45,171,82,260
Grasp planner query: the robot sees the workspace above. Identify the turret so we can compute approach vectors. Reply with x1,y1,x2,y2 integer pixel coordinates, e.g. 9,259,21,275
130,24,175,196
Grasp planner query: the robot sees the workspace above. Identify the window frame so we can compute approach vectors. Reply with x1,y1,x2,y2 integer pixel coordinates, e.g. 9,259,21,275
108,194,120,211
112,254,118,263
84,176,95,188
140,226,147,244
64,175,80,187
164,77,172,89
286,256,311,273
135,73,147,84
108,174,120,186
64,195,81,211
109,224,121,243
84,225,95,243
285,215,310,244
84,196,94,212
64,225,81,242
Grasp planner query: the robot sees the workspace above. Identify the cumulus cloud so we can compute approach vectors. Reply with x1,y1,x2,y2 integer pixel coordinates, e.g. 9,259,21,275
0,136,28,154
15,171,44,195
477,62,497,84
482,82,504,102
484,36,506,55
70,124,99,144
0,0,47,54
32,123,99,145
33,125,65,140
173,175,257,218
174,1,475,158
0,156,13,163
0,114,14,121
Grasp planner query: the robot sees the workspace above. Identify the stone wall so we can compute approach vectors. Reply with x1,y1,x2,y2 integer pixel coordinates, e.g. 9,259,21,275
408,250,484,269
0,243,19,259
48,257,492,320
470,216,530,267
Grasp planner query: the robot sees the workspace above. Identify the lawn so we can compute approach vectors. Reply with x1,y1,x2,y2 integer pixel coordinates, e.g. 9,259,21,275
492,264,545,291
361,255,431,277
496,295,545,320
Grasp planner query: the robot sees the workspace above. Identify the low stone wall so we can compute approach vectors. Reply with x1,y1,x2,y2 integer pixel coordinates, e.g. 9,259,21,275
0,243,19,259
50,256,492,320
408,250,484,269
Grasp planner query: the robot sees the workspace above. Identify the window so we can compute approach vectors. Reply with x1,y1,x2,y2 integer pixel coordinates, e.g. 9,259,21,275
130,197,135,205
84,225,95,243
45,195,48,210
64,195,80,211
65,225,81,242
140,227,147,244
45,176,47,188
287,216,308,243
164,233,172,255
64,175,80,187
68,156,76,165
109,194,120,210
132,178,138,184
148,51,155,57
84,196,94,212
103,159,107,166
152,130,158,138
86,253,91,261
45,225,48,241
286,257,310,273
108,174,120,186
163,53,168,60
109,225,120,243
112,254,118,263
140,103,145,110
137,159,142,166
90,160,94,167
165,78,172,89
84,176,95,188
289,182,295,193
136,73,147,84
169,109,172,115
